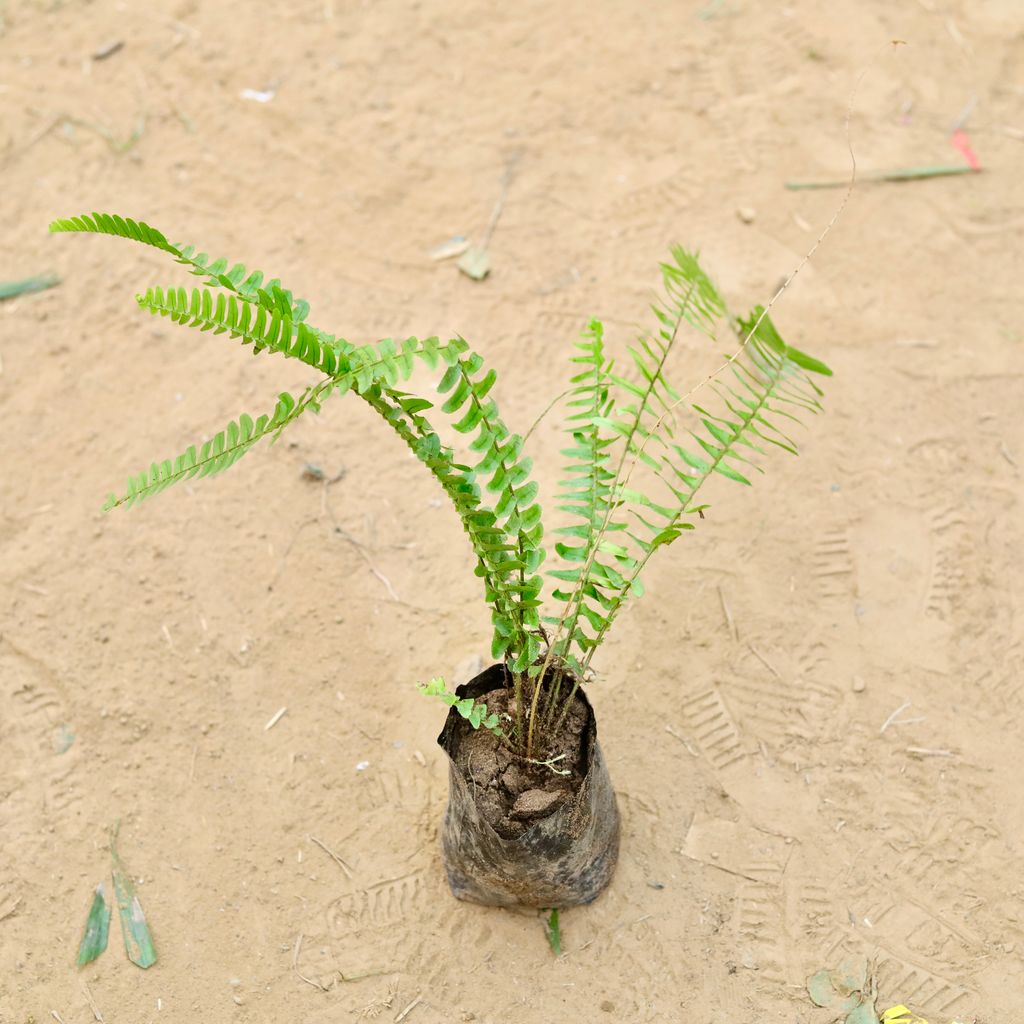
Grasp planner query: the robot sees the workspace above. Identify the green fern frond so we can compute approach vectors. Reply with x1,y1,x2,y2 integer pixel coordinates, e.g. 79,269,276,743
545,251,723,662
437,352,546,674
104,386,325,510
49,212,309,321
547,319,624,658
656,245,726,339
364,352,545,675
583,305,830,654
361,375,541,738
49,212,174,253
104,336,470,509
138,283,348,373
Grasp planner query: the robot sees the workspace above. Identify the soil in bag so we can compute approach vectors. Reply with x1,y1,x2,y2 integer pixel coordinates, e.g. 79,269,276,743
438,664,620,908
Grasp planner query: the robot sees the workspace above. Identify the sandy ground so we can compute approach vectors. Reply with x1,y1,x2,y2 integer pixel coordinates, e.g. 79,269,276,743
2,1,1023,1021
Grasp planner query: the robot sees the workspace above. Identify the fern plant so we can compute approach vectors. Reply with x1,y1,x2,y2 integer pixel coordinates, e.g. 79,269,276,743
51,212,830,760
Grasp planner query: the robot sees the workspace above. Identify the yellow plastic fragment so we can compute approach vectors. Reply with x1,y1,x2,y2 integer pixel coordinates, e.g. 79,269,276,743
881,1008,927,1024
881,1004,965,1024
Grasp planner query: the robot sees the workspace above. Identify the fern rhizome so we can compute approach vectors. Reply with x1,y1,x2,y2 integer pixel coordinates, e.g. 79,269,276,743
51,212,831,762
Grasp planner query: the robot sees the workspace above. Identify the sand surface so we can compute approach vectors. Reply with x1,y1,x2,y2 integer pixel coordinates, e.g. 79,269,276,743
2,1,1023,1021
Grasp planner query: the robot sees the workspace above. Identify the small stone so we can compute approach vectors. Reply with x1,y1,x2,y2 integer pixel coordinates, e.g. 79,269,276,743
852,675,866,693
737,206,757,224
510,788,563,821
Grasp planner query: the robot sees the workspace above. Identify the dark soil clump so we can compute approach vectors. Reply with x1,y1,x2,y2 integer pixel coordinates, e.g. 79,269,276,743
451,687,589,840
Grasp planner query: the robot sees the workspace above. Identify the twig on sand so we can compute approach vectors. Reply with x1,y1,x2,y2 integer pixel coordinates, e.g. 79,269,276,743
1,115,61,170
664,725,699,757
880,700,925,733
0,897,23,922
906,746,956,758
786,165,978,190
880,701,910,733
267,516,318,592
322,479,402,602
82,983,105,1022
309,834,355,879
717,585,737,641
292,932,329,991
480,153,520,252
394,995,422,1023
264,706,288,732
457,151,521,280
747,642,784,680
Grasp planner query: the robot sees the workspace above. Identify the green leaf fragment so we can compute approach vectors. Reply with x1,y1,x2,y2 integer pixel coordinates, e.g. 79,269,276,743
806,956,870,1014
0,273,60,300
110,827,157,969
76,882,111,966
845,1005,879,1024
739,306,832,376
543,908,562,955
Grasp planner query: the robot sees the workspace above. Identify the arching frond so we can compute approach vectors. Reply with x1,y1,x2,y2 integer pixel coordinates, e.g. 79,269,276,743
577,305,831,659
104,385,327,511
49,212,310,321
545,249,726,664
138,283,345,374
104,334,471,509
360,372,542,742
436,352,546,673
